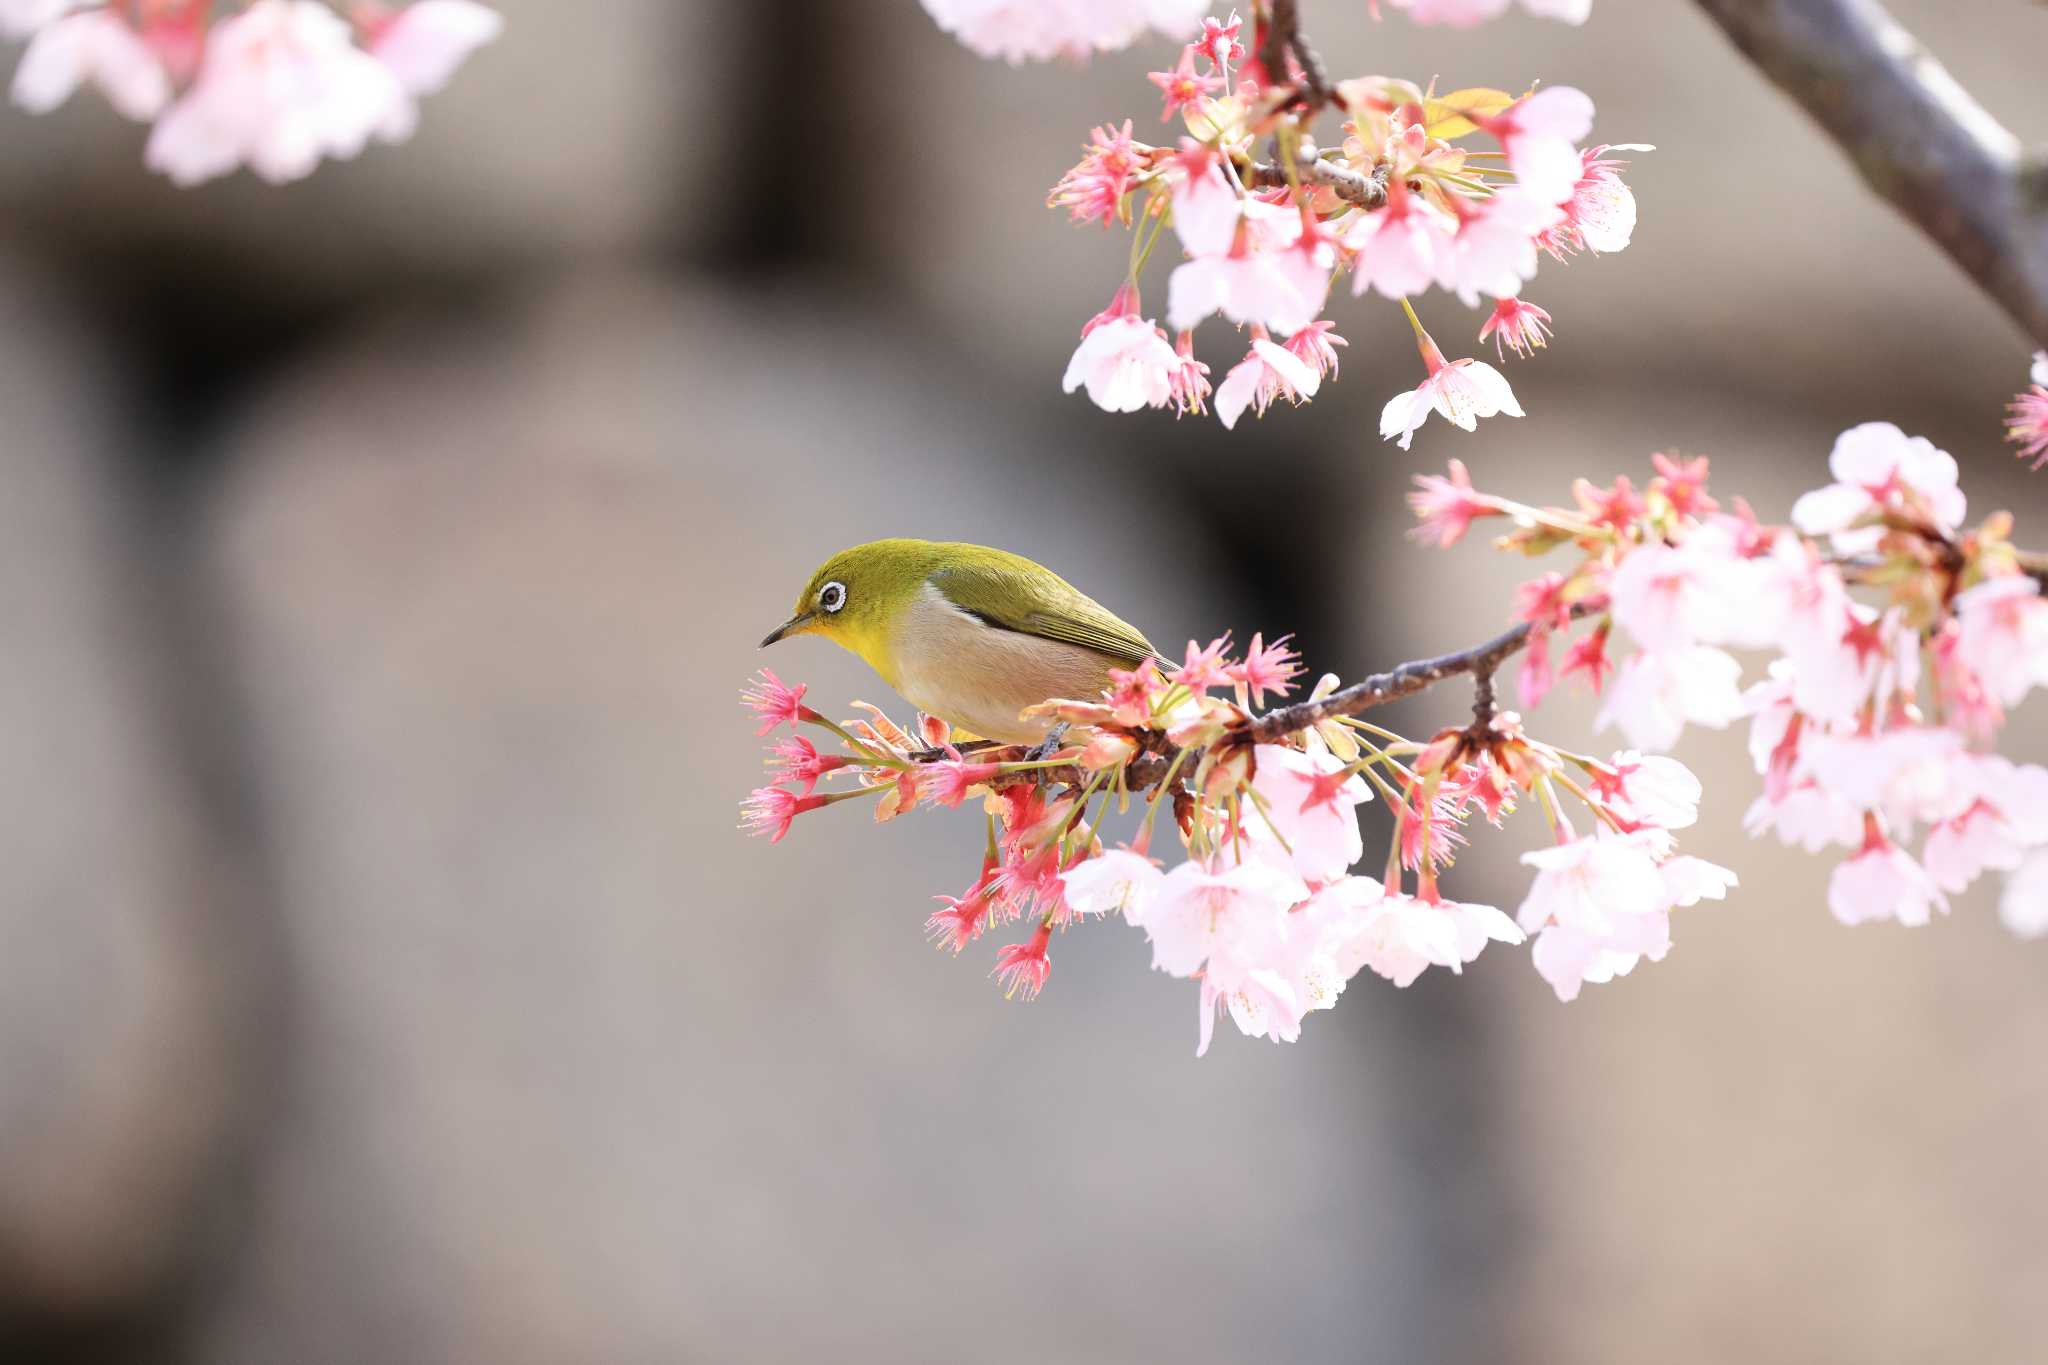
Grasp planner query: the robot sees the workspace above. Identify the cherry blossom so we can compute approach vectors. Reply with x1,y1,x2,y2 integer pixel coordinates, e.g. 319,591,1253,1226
1481,86,1596,207
1214,335,1320,429
1790,421,1966,546
1382,0,1591,25
1953,575,2048,707
1063,285,1181,413
1828,828,1948,928
11,9,168,120
1379,323,1522,450
919,0,1207,63
360,0,501,96
1245,743,1371,882
2010,352,2048,469
1595,645,1743,752
1478,296,1553,360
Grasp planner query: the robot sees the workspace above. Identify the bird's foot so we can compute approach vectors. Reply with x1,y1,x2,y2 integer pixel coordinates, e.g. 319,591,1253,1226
1021,723,1071,766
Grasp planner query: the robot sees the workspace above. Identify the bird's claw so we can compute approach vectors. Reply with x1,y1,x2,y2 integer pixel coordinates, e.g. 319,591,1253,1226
1022,722,1071,766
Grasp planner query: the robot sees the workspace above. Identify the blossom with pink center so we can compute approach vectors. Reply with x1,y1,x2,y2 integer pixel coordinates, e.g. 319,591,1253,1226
1483,86,1596,207
1214,335,1320,429
1827,825,1948,927
921,757,1004,808
1519,831,1708,1001
1105,658,1167,727
1478,296,1554,360
2000,848,2048,938
1436,188,1561,303
1800,724,1962,837
1346,189,1459,299
1379,337,1523,451
767,735,851,796
1336,888,1522,989
1546,144,1648,256
1790,421,1966,547
1588,751,1702,830
1245,743,1370,882
1169,202,1325,337
741,668,821,735
2008,383,2048,471
1953,574,2048,707
919,0,1207,63
11,8,169,121
1743,779,1864,853
1560,626,1612,693
1574,474,1645,533
1170,634,1235,693
358,0,500,95
1146,43,1220,120
1049,119,1141,227
145,0,416,187
1133,853,1309,979
1383,0,1591,25
1407,459,1491,547
1283,319,1347,382
1594,645,1743,752
1608,540,1738,653
1227,633,1302,708
992,921,1053,999
1195,11,1243,68
1919,756,2048,894
1062,286,1180,413
1166,331,1212,417
1058,848,1165,917
928,858,1002,951
1649,452,1717,518
740,785,827,843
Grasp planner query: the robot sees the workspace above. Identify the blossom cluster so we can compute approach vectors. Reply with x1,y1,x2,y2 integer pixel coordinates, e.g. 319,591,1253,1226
1414,423,2048,936
741,626,1733,1054
1046,9,1643,437
2,0,500,185
919,0,1589,62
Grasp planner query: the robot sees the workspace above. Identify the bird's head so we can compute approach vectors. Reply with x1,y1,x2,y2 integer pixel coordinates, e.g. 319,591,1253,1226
760,539,942,674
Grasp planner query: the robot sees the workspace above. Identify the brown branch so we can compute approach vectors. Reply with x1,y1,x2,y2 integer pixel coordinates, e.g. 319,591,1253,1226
1691,0,2048,349
1246,156,1389,208
1256,0,1341,115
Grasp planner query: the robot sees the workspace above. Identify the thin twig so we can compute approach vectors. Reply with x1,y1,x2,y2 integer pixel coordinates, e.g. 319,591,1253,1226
1691,0,2048,349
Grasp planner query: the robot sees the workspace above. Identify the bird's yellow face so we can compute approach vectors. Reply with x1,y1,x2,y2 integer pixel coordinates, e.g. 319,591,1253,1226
759,541,943,684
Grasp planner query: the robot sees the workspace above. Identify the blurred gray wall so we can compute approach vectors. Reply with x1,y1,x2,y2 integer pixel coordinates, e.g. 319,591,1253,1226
0,1,2044,1361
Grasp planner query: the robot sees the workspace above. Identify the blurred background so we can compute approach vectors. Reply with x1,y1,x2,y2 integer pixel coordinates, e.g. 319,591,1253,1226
2,1,2045,1360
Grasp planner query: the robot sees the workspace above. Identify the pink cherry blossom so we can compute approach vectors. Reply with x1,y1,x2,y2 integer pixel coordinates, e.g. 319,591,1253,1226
1168,201,1325,336
992,922,1053,999
361,0,501,96
1227,633,1302,707
1827,827,1948,927
1382,0,1590,26
1346,189,1458,299
927,860,1002,951
1146,43,1220,121
1744,779,1864,853
1214,335,1320,429
1790,421,1966,546
1589,751,1702,830
1485,86,1596,207
1595,645,1743,752
1407,459,1490,547
1379,346,1522,451
1336,888,1521,988
145,0,415,187
1058,848,1165,917
741,668,820,735
1049,120,1140,227
1283,318,1347,382
1952,574,2048,707
1435,188,1561,303
1478,296,1553,360
1062,287,1180,413
1545,144,1648,256
1134,853,1308,979
740,786,827,843
1919,756,2048,894
11,9,168,121
919,0,1207,63
1246,743,1370,882
1166,331,1212,417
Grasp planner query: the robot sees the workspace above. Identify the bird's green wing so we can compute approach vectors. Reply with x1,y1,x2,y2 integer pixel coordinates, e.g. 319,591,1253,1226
930,553,1161,669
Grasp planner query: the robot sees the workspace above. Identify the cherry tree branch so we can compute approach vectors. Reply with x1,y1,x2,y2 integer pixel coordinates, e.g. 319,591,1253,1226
1256,0,1341,114
1691,0,2048,349
1246,156,1390,207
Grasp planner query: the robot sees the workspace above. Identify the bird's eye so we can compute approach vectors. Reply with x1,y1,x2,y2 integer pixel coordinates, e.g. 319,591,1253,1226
819,581,847,614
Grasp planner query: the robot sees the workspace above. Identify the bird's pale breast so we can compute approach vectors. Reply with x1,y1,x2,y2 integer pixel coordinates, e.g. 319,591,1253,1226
890,584,1122,744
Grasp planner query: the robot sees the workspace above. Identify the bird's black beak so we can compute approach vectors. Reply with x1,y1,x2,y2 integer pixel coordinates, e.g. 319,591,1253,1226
760,612,815,648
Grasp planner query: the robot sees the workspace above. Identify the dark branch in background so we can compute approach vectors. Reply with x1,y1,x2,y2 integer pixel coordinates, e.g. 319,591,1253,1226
1257,0,1341,115
1691,0,2048,349
1247,156,1390,208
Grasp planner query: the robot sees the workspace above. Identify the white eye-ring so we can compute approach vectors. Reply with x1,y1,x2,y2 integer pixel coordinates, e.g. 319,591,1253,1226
819,581,847,614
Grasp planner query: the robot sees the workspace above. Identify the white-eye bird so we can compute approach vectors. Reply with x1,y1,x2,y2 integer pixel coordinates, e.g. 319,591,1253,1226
760,539,1164,745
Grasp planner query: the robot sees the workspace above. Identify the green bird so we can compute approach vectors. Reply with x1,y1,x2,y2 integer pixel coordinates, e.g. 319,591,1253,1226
760,539,1164,745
